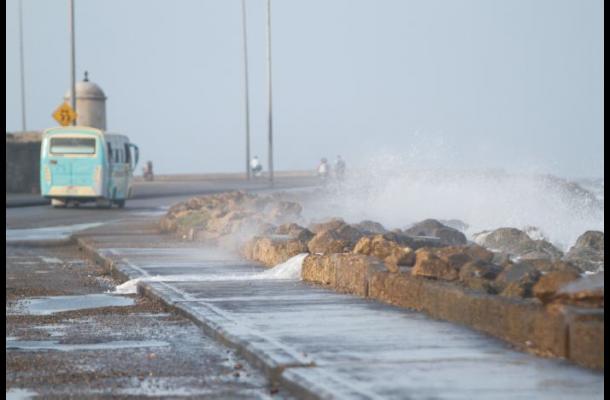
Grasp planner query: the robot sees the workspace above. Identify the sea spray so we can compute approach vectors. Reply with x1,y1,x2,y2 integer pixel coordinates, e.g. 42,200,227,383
300,155,603,251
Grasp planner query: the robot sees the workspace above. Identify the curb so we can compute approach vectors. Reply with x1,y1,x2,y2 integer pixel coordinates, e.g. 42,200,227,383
74,236,327,400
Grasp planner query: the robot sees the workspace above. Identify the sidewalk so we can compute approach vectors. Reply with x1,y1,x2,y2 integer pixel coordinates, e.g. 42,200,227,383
75,216,604,400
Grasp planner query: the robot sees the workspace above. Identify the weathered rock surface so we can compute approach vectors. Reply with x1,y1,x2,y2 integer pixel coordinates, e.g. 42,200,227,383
411,250,458,281
532,270,581,304
411,245,495,282
458,260,502,293
564,231,604,273
242,235,308,267
495,263,542,298
552,272,604,308
404,219,467,246
473,227,563,261
353,235,414,272
307,224,363,254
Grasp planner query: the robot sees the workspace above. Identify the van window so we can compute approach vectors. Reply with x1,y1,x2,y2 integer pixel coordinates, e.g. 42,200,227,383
50,137,96,155
115,148,120,163
124,143,131,163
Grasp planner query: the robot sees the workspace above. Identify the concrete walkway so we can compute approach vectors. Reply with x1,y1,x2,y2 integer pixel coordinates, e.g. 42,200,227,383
76,217,604,400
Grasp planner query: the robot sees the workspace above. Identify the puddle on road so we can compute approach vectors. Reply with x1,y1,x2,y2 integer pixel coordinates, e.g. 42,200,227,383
112,253,308,294
6,222,105,243
6,339,169,352
10,294,134,316
6,388,37,400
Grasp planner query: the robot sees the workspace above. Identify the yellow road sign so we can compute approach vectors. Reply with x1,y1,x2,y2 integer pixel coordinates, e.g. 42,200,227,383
52,102,78,126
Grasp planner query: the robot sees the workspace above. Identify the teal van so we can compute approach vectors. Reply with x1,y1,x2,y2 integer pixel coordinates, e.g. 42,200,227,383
40,126,139,208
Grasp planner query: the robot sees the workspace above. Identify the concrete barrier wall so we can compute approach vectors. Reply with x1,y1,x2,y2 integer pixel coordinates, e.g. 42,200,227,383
6,138,41,193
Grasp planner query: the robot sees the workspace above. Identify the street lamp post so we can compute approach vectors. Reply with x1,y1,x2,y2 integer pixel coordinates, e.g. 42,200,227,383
18,0,27,131
241,0,251,180
69,0,76,124
266,0,274,186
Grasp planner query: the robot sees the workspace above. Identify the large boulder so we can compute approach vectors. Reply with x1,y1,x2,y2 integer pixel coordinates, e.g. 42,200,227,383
532,270,581,304
242,235,308,267
307,224,363,254
404,219,467,246
564,231,604,273
473,227,563,261
458,260,502,293
353,235,415,272
495,262,541,298
411,249,458,281
551,272,604,308
411,244,494,282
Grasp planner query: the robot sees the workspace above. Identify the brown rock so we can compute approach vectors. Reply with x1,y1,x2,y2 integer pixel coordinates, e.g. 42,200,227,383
353,235,415,272
412,249,458,281
307,224,363,254
307,230,352,254
308,218,346,233
553,272,604,307
242,235,308,267
459,260,502,293
532,270,581,303
496,263,541,298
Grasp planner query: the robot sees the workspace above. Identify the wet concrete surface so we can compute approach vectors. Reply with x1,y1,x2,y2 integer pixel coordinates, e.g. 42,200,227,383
5,244,293,399
84,217,604,399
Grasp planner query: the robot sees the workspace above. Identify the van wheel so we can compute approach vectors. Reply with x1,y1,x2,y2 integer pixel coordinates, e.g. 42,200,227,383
51,199,66,208
115,200,126,208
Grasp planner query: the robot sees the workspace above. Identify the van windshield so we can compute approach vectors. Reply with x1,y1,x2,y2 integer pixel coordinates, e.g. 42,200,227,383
50,137,96,155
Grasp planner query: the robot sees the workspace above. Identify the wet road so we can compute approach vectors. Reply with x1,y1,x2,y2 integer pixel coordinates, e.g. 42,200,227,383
5,180,604,399
6,179,314,399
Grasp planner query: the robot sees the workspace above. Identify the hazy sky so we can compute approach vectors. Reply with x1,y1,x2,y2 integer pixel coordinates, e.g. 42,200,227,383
5,0,603,177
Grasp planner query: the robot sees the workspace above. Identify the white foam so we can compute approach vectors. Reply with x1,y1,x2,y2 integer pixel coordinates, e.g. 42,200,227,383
258,253,308,280
111,254,309,293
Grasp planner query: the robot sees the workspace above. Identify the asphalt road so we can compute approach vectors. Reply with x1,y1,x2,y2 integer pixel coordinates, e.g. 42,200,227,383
5,177,316,399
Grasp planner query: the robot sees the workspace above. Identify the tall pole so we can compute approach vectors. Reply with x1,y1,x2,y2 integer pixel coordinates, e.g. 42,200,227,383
241,0,251,180
69,0,76,124
266,0,274,185
18,0,27,131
